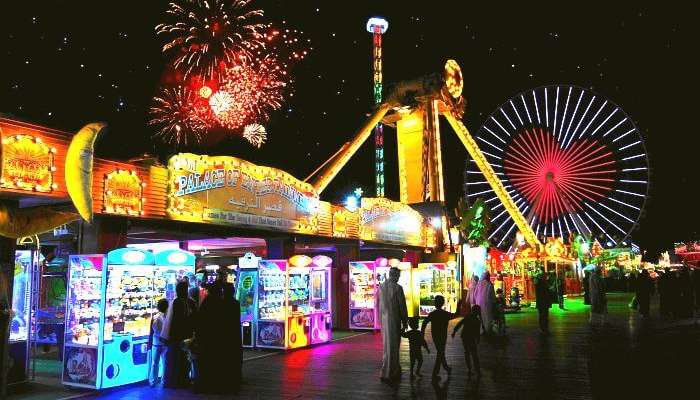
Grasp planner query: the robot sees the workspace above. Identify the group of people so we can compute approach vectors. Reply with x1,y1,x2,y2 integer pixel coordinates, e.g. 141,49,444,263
378,267,488,383
148,270,242,394
632,265,700,318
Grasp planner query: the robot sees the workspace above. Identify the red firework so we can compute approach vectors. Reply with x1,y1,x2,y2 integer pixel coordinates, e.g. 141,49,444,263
207,55,286,130
503,128,617,223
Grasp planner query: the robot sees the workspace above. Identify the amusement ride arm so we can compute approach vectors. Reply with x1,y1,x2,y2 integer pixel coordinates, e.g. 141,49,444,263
310,103,394,194
443,112,541,249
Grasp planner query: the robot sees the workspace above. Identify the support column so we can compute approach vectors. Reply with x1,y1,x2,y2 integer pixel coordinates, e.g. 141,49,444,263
334,244,359,330
78,215,128,254
1,200,18,397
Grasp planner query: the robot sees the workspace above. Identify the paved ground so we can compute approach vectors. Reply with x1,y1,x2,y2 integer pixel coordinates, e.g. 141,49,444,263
9,293,699,399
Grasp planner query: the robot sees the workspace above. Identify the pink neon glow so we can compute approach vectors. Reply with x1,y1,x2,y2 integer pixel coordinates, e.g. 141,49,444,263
504,128,617,223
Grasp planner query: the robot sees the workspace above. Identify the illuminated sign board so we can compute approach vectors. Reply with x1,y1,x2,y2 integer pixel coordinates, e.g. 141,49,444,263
103,169,145,216
167,153,320,234
0,135,57,192
359,197,425,246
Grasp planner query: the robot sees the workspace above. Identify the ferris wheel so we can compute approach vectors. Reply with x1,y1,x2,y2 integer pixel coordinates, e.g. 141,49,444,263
465,85,649,249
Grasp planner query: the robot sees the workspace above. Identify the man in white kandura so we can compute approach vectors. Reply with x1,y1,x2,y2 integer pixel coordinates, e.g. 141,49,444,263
378,267,408,383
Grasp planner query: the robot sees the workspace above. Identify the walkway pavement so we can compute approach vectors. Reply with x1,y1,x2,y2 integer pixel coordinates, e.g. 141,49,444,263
10,293,699,399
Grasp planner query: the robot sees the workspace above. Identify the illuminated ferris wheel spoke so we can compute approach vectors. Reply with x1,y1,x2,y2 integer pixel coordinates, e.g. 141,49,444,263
498,221,519,247
620,179,647,184
608,197,641,210
492,117,510,137
553,87,560,138
562,214,571,234
490,215,513,239
615,189,645,198
465,181,489,186
500,108,517,130
483,126,507,144
621,154,646,161
468,188,494,198
482,150,502,160
578,100,607,139
585,203,627,235
521,94,532,123
565,95,595,148
613,128,635,143
561,90,583,147
602,117,627,138
558,87,572,141
544,87,549,128
533,90,541,124
510,100,524,125
598,202,635,223
589,108,619,137
619,140,642,151
477,137,504,152
584,211,615,243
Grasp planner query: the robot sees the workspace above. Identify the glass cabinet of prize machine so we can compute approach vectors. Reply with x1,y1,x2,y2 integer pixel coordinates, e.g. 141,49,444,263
414,263,458,317
308,255,332,346
349,261,377,329
63,248,195,389
256,260,288,349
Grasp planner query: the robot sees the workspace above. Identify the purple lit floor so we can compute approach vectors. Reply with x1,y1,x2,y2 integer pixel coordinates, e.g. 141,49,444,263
15,293,700,399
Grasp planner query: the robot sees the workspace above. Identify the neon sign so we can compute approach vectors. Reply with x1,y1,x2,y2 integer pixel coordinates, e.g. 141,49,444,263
0,135,57,192
103,170,145,216
167,153,320,234
359,197,426,246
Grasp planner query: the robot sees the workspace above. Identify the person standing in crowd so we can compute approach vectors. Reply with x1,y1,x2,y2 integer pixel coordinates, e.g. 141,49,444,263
221,281,242,392
194,271,225,393
421,295,461,380
535,270,552,334
148,299,169,387
678,266,693,318
659,268,671,317
635,269,653,318
452,304,482,379
494,272,504,296
475,271,495,335
378,267,408,383
466,275,479,312
401,317,429,378
589,266,608,327
162,280,195,388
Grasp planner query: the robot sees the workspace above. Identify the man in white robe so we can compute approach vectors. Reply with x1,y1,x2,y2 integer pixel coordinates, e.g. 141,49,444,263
475,271,496,334
589,266,607,326
378,267,408,382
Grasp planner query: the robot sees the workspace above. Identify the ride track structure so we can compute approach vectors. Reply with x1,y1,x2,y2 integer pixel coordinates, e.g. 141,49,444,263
306,60,542,250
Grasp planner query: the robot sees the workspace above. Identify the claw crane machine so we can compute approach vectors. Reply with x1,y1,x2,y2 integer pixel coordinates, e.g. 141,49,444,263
63,248,195,389
237,252,260,348
255,255,332,349
349,261,377,329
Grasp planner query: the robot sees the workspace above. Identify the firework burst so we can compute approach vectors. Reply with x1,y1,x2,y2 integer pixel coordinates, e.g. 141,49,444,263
149,86,208,145
243,123,267,148
156,0,266,80
212,55,287,130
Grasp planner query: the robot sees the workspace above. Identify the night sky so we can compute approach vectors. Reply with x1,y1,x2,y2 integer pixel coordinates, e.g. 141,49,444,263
0,2,693,259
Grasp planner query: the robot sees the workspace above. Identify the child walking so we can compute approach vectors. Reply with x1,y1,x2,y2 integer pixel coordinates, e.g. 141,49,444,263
452,304,482,378
149,298,169,387
402,317,429,378
421,295,461,379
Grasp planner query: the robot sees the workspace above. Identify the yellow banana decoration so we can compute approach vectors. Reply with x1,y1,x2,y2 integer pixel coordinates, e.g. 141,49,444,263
65,122,106,223
0,203,78,239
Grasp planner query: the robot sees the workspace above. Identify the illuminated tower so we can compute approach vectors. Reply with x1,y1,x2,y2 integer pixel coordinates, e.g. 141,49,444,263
367,17,388,197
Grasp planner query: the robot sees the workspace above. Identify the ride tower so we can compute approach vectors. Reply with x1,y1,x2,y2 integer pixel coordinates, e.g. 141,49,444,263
366,17,388,197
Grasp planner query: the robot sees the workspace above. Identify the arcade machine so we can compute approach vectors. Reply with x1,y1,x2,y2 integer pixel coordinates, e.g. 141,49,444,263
7,250,39,385
255,255,333,349
413,263,459,317
237,253,260,348
63,248,155,389
376,259,415,318
349,261,377,329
